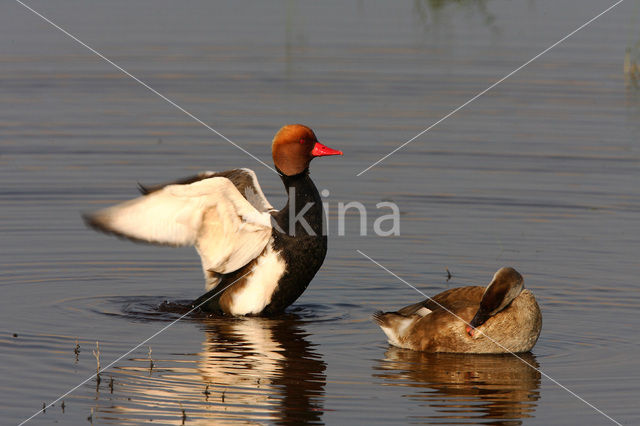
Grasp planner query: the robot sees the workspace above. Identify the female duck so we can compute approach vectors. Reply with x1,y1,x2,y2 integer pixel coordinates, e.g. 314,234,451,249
373,267,542,353
84,124,341,316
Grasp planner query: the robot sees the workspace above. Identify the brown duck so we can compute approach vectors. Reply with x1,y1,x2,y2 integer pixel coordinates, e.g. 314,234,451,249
373,267,542,353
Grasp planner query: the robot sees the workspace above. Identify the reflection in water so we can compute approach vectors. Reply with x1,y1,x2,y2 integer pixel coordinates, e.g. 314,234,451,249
625,1,640,88
625,47,640,88
374,348,540,424
413,0,499,34
106,315,326,425
199,316,326,424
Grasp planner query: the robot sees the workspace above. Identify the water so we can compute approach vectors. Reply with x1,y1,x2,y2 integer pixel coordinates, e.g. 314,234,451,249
1,0,639,424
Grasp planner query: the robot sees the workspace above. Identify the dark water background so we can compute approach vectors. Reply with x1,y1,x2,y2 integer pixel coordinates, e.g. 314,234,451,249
1,0,639,424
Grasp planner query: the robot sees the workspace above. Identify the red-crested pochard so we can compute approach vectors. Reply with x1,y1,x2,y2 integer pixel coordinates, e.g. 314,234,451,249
84,124,342,315
373,267,542,353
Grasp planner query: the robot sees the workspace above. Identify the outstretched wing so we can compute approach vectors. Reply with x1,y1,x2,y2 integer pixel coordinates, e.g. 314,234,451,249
137,171,218,195
138,168,275,213
84,176,273,275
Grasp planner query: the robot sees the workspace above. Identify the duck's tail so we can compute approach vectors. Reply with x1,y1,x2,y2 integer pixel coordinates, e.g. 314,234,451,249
372,310,387,326
372,311,415,348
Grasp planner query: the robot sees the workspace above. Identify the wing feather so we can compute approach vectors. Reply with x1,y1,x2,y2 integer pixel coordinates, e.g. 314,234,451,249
137,168,274,213
84,177,273,275
395,287,485,316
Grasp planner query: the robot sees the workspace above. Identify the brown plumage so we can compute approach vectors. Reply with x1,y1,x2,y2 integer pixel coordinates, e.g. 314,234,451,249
272,125,331,176
373,267,542,354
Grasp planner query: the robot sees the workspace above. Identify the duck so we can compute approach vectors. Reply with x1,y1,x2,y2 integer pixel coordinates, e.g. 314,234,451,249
373,267,542,353
84,124,342,316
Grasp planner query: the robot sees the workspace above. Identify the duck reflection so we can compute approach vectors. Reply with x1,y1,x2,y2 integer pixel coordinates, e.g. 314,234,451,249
108,314,325,425
197,315,326,424
374,348,540,424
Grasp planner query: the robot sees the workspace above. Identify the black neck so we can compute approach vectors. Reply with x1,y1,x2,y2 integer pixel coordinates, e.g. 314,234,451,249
272,167,324,237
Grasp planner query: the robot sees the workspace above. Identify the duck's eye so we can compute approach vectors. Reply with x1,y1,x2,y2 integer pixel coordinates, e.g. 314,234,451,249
299,138,306,144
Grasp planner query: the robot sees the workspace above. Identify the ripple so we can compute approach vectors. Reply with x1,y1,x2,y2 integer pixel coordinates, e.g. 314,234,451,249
52,294,349,325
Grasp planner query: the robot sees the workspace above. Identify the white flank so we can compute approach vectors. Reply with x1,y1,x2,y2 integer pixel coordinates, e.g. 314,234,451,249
229,242,286,315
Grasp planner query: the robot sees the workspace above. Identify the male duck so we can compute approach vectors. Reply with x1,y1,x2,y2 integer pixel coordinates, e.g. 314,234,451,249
373,267,542,353
84,124,342,316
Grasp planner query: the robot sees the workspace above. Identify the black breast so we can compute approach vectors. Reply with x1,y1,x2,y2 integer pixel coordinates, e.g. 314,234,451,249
262,169,327,315
191,168,327,316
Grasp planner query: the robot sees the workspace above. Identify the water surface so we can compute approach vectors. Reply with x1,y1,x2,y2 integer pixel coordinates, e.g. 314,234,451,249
1,0,639,424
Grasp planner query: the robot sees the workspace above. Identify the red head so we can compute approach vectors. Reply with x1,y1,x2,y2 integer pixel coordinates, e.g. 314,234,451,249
272,124,342,176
